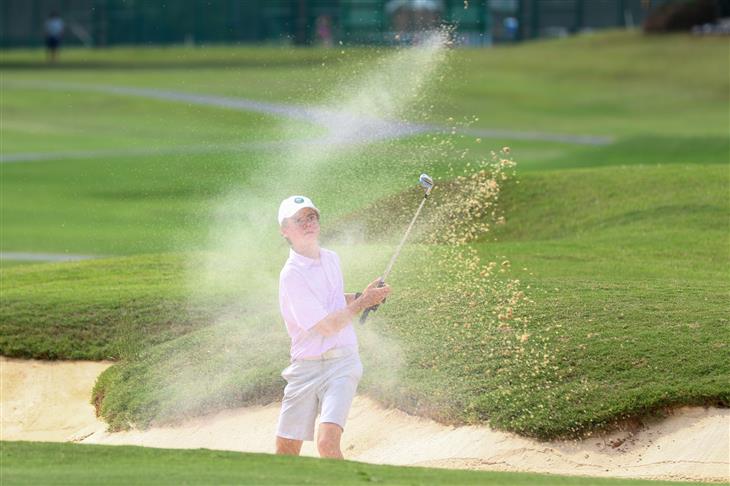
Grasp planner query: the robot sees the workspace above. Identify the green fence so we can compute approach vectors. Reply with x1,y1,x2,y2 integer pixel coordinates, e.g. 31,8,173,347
1,0,676,48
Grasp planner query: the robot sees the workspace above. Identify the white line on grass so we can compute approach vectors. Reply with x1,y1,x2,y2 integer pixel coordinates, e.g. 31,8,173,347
8,81,614,147
0,139,322,164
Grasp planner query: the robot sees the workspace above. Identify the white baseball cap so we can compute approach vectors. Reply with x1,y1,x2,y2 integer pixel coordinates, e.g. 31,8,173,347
278,195,320,226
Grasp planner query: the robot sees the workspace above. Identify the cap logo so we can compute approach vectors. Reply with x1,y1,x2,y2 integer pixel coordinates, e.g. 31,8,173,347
294,197,304,203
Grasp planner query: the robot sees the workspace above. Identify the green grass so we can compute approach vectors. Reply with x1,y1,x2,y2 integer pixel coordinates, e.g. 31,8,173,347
0,88,315,155
1,152,254,254
1,134,726,255
0,253,248,360
445,32,729,137
91,314,289,429
0,442,706,486
1,32,727,256
0,141,438,254
1,32,729,440
3,163,727,437
3,31,727,137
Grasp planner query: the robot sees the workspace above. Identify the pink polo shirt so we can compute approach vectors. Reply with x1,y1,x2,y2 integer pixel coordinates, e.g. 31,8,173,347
279,247,358,361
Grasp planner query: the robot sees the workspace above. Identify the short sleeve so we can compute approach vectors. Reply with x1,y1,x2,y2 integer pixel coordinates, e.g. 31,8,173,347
280,270,329,331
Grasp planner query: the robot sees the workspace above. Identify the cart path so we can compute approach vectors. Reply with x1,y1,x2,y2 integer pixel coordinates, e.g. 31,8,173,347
3,81,613,166
0,139,321,163
92,83,612,145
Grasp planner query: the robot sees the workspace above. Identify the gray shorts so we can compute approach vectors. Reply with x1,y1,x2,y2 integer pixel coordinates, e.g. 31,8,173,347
276,350,363,441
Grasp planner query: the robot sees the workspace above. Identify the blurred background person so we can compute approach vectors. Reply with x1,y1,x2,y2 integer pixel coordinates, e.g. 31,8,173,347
44,11,64,63
316,14,333,47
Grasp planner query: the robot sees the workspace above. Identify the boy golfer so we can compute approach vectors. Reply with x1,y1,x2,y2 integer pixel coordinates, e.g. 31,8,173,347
275,195,390,459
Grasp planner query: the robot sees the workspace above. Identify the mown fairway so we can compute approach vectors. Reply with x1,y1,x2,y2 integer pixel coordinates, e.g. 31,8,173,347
0,441,708,486
1,29,728,447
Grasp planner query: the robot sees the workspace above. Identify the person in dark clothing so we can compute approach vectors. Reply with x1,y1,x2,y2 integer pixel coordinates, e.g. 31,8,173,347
44,12,64,63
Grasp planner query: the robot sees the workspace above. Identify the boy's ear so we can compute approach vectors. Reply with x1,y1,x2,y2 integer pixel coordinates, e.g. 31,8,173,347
280,219,291,239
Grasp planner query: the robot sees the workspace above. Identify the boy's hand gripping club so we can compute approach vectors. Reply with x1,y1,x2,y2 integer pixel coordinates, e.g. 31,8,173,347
360,174,433,324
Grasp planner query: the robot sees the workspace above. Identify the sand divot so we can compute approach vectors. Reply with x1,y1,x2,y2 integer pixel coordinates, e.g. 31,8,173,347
2,358,728,483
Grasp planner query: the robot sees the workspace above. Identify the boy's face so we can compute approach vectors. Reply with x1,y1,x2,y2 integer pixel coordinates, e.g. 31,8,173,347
281,208,320,246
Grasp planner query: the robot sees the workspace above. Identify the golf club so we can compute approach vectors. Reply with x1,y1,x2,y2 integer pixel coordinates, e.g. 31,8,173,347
360,173,434,324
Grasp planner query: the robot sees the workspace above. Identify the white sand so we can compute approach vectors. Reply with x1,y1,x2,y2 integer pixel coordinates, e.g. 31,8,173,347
1,357,111,442
2,357,728,482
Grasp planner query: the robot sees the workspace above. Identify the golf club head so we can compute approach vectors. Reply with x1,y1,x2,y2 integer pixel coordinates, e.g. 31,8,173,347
419,173,434,196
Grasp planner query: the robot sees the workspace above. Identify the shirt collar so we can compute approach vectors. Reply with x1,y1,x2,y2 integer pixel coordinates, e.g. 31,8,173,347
289,247,321,268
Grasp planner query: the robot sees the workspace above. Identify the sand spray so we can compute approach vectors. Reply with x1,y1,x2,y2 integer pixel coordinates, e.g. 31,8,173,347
141,30,458,424
113,24,560,430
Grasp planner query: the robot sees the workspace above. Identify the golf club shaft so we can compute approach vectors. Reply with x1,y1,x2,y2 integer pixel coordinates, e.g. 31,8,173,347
382,195,428,282
360,194,428,324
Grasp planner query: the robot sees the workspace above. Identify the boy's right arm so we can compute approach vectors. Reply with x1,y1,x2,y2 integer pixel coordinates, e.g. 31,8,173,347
312,278,390,337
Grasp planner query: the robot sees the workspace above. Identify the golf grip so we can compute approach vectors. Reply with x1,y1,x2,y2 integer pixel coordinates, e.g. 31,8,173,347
359,279,386,324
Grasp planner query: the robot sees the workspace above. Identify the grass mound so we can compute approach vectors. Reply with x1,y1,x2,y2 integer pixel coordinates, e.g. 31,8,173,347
92,315,288,431
0,253,252,360
4,162,727,439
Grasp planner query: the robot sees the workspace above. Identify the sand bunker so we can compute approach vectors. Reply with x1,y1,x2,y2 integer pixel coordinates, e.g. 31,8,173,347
1,357,111,442
2,357,728,482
